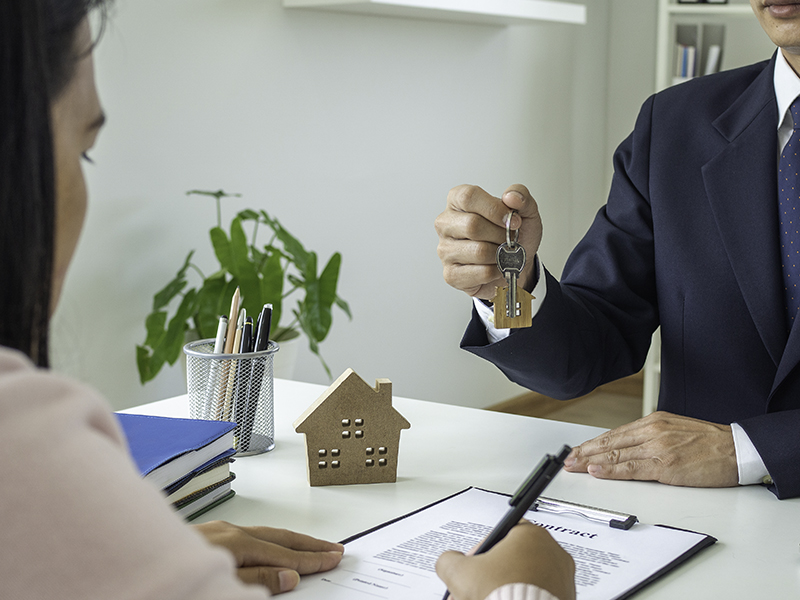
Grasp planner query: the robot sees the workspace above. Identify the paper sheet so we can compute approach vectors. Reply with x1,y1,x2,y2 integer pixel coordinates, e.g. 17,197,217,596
290,487,714,600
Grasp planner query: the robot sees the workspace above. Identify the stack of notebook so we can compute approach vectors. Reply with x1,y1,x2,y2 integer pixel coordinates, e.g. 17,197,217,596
116,413,237,521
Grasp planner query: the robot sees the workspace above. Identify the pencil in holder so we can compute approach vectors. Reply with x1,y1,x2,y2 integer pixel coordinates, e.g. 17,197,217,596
184,339,279,455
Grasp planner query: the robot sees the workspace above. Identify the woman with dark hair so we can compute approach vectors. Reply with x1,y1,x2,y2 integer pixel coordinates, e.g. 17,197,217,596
0,1,576,599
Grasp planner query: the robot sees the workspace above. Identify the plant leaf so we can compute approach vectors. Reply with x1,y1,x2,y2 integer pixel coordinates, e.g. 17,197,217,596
335,295,352,320
294,309,332,379
153,289,197,367
137,345,164,385
153,250,194,310
143,310,168,348
210,227,233,273
262,211,311,274
259,250,284,335
194,274,229,338
237,209,259,221
318,253,341,308
229,217,261,315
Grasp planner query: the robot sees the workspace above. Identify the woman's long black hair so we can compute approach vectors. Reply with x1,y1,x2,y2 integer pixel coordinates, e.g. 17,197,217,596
0,0,109,366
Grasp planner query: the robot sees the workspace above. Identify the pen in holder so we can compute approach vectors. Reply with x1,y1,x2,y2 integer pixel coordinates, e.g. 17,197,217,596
184,339,279,455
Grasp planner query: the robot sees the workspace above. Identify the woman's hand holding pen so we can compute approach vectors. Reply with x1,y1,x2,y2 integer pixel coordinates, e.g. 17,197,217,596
435,521,576,600
194,520,344,594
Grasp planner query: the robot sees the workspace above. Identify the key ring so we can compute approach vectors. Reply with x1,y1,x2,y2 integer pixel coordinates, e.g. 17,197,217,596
505,211,519,248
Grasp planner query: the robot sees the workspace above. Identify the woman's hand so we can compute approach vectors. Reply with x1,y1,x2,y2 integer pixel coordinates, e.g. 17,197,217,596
435,521,575,600
193,521,344,594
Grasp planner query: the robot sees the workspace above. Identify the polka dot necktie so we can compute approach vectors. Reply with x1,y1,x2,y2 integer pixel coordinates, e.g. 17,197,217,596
779,99,800,331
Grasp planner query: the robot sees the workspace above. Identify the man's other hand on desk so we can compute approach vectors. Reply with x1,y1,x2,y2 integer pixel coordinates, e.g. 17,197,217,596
563,411,738,488
194,521,343,594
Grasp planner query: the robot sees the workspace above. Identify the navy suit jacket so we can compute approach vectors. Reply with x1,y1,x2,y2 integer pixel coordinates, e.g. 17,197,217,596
463,55,800,499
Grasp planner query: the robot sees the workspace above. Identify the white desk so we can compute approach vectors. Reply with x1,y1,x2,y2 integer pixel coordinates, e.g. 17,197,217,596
129,379,800,598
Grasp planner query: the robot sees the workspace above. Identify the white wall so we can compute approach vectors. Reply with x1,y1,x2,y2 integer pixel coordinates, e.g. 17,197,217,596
51,0,618,410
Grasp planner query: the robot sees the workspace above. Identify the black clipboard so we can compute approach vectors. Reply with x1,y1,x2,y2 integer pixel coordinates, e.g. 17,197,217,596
339,486,716,600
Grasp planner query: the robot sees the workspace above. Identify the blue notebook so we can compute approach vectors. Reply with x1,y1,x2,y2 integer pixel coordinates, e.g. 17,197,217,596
116,413,236,490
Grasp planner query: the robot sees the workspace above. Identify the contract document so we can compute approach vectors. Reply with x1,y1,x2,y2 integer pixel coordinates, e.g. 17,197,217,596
291,487,715,600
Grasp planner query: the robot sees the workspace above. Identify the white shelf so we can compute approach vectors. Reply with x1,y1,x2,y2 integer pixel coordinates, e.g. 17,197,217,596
282,0,587,26
667,4,753,16
655,0,754,91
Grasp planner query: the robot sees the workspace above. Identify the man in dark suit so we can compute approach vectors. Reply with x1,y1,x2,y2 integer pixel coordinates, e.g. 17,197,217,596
435,0,800,499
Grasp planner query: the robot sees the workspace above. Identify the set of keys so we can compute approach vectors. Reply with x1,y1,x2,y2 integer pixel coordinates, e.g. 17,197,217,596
492,211,533,329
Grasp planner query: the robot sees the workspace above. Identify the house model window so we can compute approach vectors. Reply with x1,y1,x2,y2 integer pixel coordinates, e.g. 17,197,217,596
293,368,411,486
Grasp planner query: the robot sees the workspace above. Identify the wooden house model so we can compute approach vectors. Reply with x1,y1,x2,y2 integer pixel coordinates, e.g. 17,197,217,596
293,368,410,486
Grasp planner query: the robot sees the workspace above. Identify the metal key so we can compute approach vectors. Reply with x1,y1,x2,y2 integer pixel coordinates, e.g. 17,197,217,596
496,214,526,318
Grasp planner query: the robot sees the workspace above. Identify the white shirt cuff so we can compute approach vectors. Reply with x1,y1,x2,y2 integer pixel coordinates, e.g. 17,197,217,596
730,422,771,486
473,256,547,344
486,583,558,600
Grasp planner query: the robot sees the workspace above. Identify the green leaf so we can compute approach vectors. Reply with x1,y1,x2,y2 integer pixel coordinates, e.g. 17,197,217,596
294,309,332,379
153,250,194,310
318,253,341,308
143,311,168,348
237,209,259,221
149,289,197,369
250,245,265,267
137,345,164,385
262,211,310,273
210,227,233,272
287,274,304,289
303,251,318,283
335,296,352,320
260,251,284,335
229,217,261,314
194,274,228,338
300,283,331,342
299,252,339,343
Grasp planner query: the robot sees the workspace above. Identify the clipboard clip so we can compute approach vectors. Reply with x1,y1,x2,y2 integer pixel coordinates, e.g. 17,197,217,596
533,496,638,530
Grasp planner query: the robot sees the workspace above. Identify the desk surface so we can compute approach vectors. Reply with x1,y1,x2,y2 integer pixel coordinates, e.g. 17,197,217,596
130,379,800,598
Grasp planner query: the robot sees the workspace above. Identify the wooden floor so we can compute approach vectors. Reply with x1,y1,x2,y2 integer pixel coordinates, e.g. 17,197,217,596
486,373,644,430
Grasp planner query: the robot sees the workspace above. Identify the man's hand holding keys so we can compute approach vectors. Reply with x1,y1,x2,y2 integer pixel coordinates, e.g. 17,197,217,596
435,184,543,300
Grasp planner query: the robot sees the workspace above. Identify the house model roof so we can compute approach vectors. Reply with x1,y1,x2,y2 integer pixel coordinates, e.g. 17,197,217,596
293,368,410,486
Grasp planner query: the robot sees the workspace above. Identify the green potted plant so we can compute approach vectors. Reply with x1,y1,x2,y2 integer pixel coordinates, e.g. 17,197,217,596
136,189,350,384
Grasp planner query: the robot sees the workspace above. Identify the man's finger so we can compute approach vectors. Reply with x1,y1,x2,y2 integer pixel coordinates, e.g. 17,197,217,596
586,459,661,482
447,184,521,229
501,184,539,223
564,431,651,471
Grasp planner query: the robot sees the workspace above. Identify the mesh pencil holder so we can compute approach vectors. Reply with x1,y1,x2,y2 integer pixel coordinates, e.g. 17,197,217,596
184,339,279,456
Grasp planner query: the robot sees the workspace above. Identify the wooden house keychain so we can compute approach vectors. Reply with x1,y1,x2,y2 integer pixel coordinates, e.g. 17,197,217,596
492,211,533,329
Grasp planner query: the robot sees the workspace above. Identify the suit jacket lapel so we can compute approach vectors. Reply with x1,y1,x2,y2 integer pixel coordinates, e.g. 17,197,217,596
703,55,787,369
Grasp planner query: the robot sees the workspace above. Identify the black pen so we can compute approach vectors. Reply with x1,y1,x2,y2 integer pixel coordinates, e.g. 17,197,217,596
242,307,270,452
240,317,254,354
441,445,571,600
254,303,273,351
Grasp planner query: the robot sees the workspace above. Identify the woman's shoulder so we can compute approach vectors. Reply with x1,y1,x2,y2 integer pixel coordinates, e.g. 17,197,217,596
0,345,124,446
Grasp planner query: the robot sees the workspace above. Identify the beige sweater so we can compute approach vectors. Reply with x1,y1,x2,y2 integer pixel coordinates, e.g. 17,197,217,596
0,347,552,600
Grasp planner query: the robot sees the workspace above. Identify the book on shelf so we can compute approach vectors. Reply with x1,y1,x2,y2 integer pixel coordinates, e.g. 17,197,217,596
675,43,697,79
704,44,722,75
116,413,237,520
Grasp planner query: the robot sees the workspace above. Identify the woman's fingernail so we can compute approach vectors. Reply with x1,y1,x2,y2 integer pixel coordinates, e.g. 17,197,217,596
563,458,575,468
279,570,300,592
587,464,603,476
